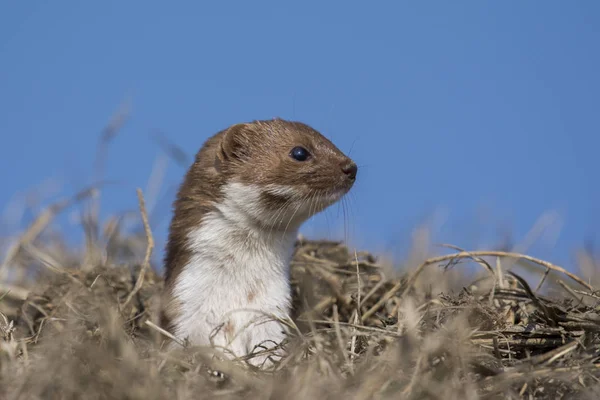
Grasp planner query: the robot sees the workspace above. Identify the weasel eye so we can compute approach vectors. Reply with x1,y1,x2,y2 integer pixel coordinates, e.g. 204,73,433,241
290,146,310,161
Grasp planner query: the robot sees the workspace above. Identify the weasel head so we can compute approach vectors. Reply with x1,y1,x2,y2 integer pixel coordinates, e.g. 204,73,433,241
214,118,357,230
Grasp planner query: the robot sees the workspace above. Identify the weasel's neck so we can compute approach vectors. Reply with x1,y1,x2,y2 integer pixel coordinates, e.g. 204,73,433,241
169,206,298,342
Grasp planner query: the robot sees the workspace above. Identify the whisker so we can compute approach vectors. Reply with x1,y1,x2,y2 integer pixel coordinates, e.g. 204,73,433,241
335,194,344,219
266,196,296,243
347,138,357,157
307,191,319,222
315,192,327,236
282,193,307,239
299,191,317,238
342,195,349,244
323,195,332,238
273,197,295,226
308,190,320,223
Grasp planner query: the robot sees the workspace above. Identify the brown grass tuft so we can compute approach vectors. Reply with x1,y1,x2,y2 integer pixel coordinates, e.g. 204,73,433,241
2,202,600,400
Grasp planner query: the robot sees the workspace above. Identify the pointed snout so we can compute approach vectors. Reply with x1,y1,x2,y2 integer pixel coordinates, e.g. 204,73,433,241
341,161,358,181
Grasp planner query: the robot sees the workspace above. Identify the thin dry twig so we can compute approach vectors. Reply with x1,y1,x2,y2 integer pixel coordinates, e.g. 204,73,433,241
145,320,186,347
0,186,97,278
535,267,551,293
121,189,154,310
360,250,592,323
402,250,593,300
361,281,402,322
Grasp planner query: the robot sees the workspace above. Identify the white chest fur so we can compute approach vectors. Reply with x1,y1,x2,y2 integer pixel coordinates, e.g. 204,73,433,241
170,182,297,365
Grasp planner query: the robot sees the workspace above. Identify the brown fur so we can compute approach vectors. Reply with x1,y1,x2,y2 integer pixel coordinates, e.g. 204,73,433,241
160,118,357,332
160,131,227,331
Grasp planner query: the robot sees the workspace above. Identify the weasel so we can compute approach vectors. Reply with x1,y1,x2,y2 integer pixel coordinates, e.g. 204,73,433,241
160,118,357,367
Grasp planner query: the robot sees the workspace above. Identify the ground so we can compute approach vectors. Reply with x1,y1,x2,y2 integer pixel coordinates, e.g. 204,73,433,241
2,221,600,400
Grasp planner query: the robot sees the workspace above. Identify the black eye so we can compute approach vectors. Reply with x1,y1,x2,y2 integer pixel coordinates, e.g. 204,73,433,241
290,146,310,161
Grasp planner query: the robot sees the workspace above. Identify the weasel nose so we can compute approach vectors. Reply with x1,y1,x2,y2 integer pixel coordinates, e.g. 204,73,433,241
341,162,357,180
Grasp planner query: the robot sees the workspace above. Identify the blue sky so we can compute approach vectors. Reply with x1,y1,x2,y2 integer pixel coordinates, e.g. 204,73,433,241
1,1,599,269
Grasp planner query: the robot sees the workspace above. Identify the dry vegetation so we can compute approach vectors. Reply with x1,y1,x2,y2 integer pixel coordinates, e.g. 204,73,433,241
1,189,600,400
2,115,600,399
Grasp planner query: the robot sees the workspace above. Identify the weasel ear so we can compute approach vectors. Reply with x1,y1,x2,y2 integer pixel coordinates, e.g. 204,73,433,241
215,123,247,171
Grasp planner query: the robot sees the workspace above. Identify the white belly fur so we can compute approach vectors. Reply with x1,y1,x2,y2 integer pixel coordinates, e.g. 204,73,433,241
170,182,297,365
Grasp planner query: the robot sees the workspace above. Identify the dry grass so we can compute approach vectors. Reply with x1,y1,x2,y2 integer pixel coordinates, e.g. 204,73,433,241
1,188,600,400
